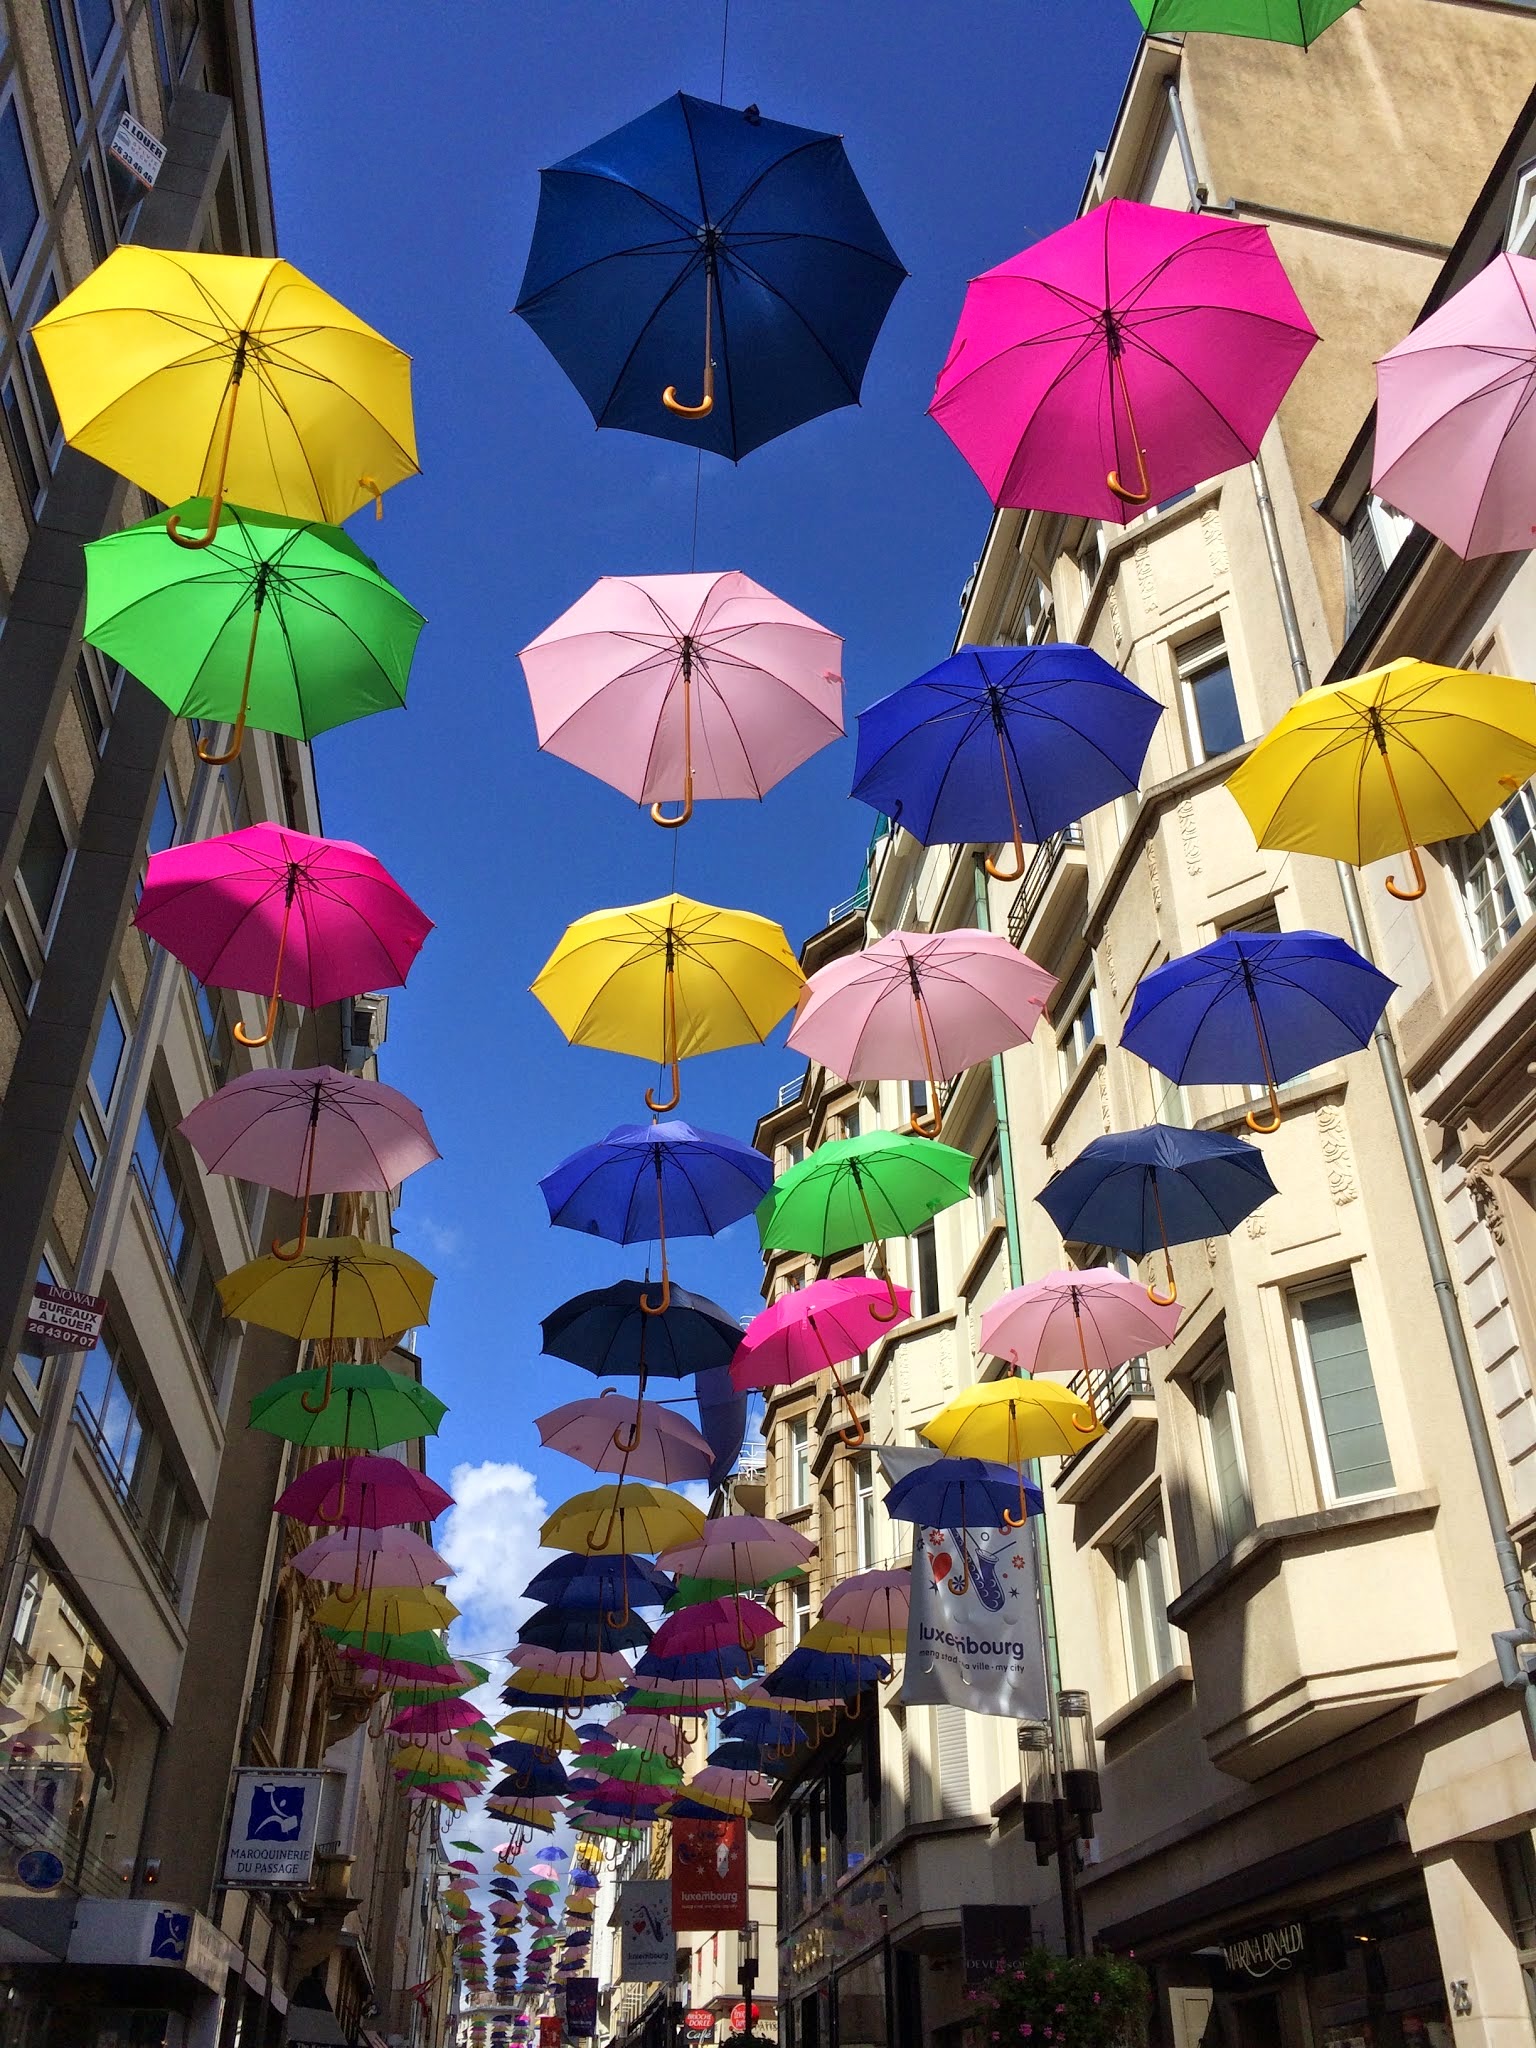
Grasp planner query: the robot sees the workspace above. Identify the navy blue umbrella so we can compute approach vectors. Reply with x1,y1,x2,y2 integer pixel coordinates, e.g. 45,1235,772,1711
517,1604,653,1655
706,1739,766,1771
1037,1123,1277,1304
718,1706,809,1751
883,1455,1043,1530
631,1644,753,1682
515,92,905,460
541,1279,744,1381
1121,930,1394,1133
761,1645,890,1701
522,1553,675,1611
850,645,1163,881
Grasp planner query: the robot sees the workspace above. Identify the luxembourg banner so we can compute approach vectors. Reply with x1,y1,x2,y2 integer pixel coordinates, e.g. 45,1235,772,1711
879,1446,1049,1720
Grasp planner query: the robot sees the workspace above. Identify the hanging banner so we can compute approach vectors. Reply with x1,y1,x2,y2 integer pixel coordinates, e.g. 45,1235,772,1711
878,1446,1049,1720
670,1815,746,1931
564,1980,598,2038
619,1880,674,1978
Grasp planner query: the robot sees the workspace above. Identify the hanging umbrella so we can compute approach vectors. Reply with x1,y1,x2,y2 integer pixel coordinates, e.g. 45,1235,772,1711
137,821,432,1050
340,1635,461,1683
931,197,1315,518
919,1381,1109,1475
788,930,1054,1134
218,1239,435,1412
651,1596,780,1658
290,1526,452,1588
273,1452,452,1529
391,1700,486,1738
761,1646,889,1704
980,1270,1181,1378
593,1748,683,1788
624,1675,741,1715
82,501,423,763
667,1568,801,1609
533,893,804,1114
756,1130,972,1320
1128,0,1359,39
1225,659,1536,902
683,1766,772,1811
851,645,1163,880
541,1484,705,1562
249,1362,446,1448
884,1457,1043,1557
604,1712,688,1762
1122,930,1395,1130
1037,1123,1276,1303
1372,254,1536,560
542,1280,742,1381
521,570,843,826
182,1068,438,1258
516,1607,652,1656
316,1584,457,1635
508,1647,636,1682
514,91,904,457
632,1645,753,1683
655,1515,815,1585
731,1275,913,1447
539,1121,770,1317
522,1553,675,1612
535,1395,714,1487
822,1569,910,1640
495,1712,579,1752
31,246,417,545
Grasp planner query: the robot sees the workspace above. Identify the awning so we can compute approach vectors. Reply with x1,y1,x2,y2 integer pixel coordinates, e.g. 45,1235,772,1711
285,2008,351,2045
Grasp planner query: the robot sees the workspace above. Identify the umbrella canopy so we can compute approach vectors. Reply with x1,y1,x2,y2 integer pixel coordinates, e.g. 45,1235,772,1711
316,1584,457,1635
495,1712,579,1751
1225,659,1536,903
516,1607,652,1657
390,1699,485,1738
535,1395,714,1487
718,1707,809,1751
220,1239,434,1413
822,1570,911,1639
542,1280,743,1381
541,1485,706,1558
761,1647,889,1701
884,1456,1043,1533
929,198,1316,520
514,91,904,458
290,1526,451,1588
604,1712,688,1762
522,1553,675,1612
1037,1123,1276,1303
594,1748,683,1788
980,1270,1182,1378
249,1363,446,1451
624,1676,741,1714
1128,0,1359,39
788,930,1054,1135
655,1515,815,1584
136,822,432,1050
508,1647,635,1682
521,570,843,824
274,1453,453,1530
919,1380,1109,1466
1122,930,1395,1130
533,893,804,1115
82,500,423,764
651,1596,780,1659
685,1765,772,1809
632,1645,752,1682
30,247,418,540
1373,253,1536,560
850,645,1163,881
731,1276,913,1446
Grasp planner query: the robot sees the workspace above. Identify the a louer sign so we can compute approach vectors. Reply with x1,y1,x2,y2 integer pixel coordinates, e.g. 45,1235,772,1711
25,1284,106,1352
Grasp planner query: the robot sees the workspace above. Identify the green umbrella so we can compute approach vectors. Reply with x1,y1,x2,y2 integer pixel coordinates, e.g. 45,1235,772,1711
1128,0,1359,45
449,1838,484,1853
665,1571,797,1610
755,1130,973,1318
597,1748,683,1788
325,1626,458,1668
82,498,424,764
249,1362,447,1450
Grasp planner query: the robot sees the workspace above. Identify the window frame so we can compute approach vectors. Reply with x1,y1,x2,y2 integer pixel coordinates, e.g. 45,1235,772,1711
1289,1277,1397,1507
852,1454,876,1571
1174,628,1244,766
787,1415,810,1511
1508,159,1536,256
73,985,130,1182
910,1222,940,1320
1054,957,1100,1090
971,1135,1004,1240
1112,1504,1176,1697
1195,1352,1254,1558
0,78,45,300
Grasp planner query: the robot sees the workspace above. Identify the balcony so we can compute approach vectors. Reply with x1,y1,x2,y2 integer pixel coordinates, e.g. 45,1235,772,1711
1054,1356,1156,1505
1006,824,1085,950
777,1074,805,1109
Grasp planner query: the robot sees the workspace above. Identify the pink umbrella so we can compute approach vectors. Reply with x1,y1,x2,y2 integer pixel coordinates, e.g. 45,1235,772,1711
408,1783,467,1808
788,929,1055,1138
730,1277,914,1447
980,1268,1182,1377
655,1514,816,1584
508,1647,633,1682
534,1393,713,1486
447,1859,479,1873
686,1765,772,1810
181,1067,439,1258
274,1453,453,1529
604,1711,687,1762
929,198,1317,521
390,1699,484,1737
530,1862,560,1880
652,1596,780,1659
520,571,844,828
823,1567,910,1636
135,821,432,1049
1373,253,1536,560
290,1526,452,1588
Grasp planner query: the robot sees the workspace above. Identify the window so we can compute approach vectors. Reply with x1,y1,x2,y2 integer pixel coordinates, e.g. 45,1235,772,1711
972,1137,1004,1238
1342,496,1413,629
146,774,179,860
0,93,41,289
853,1455,876,1570
779,1135,806,1174
76,1324,196,1595
0,1403,32,1467
76,652,125,755
1496,1833,1536,2027
911,1224,939,1320
194,980,233,1091
906,1078,929,1127
73,0,117,73
1054,959,1099,1088
1508,160,1536,256
3,378,42,512
131,1097,223,1376
791,1581,811,1647
1197,1356,1254,1556
1176,630,1244,762
787,1416,810,1510
22,273,62,457
1293,1282,1394,1500
1114,1508,1175,1695
15,1256,57,1400
74,989,128,1181
16,778,71,941
149,0,199,86
1077,525,1107,606
45,0,84,128
100,79,142,233
1459,781,1536,965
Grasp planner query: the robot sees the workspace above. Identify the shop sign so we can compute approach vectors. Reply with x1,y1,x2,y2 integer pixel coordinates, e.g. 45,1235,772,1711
1221,1919,1306,1980
538,2022,562,2048
13,1848,64,1891
619,1880,673,1978
563,1980,598,2038
223,1767,327,1887
730,2004,765,2031
25,1283,106,1352
963,1904,1034,1984
684,2012,714,2038
108,111,166,187
671,1816,746,1931
68,1900,237,1992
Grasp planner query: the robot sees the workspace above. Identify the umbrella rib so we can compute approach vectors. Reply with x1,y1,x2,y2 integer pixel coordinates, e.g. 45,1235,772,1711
591,254,710,429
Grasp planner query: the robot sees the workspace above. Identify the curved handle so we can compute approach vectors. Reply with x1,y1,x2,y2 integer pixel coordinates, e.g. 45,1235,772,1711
168,368,243,550
638,1273,672,1319
1003,1505,1028,1528
650,793,694,828
1245,1095,1282,1135
300,1358,336,1416
166,491,226,551
868,1269,901,1325
644,1063,681,1114
196,705,247,764
985,837,1026,883
1106,349,1152,507
907,1108,944,1138
271,1209,311,1262
662,386,714,419
1148,1275,1178,1307
360,475,384,521
839,1418,867,1448
610,1420,643,1453
196,584,264,764
1386,841,1427,902
1106,469,1151,507
234,989,282,1049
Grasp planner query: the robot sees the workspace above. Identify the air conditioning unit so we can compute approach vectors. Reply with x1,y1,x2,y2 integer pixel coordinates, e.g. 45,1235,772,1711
341,993,388,1072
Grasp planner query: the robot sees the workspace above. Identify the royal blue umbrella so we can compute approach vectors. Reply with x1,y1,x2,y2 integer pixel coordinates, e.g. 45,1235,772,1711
1037,1123,1276,1305
1121,929,1394,1133
695,1362,750,1488
523,1553,675,1611
631,1645,753,1682
761,1645,890,1702
517,1605,653,1655
515,92,905,460
536,1844,568,1860
542,1279,744,1380
718,1706,808,1751
490,1759,571,1800
540,1120,772,1317
883,1456,1043,1529
500,1682,614,1713
569,1869,600,1890
850,644,1162,881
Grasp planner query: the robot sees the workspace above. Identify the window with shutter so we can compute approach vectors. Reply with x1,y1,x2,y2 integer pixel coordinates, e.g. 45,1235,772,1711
935,1705,971,1817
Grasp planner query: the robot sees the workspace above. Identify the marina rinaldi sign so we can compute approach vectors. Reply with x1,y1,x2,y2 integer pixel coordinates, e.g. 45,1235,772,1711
1221,1919,1306,1980
25,1284,106,1353
223,1768,328,1887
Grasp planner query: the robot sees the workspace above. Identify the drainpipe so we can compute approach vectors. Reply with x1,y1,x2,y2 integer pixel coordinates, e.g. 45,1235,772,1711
1166,82,1206,210
972,858,1026,1291
1249,447,1536,1738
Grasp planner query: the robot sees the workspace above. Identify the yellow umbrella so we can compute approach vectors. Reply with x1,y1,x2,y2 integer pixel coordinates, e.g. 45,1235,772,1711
314,1585,457,1635
801,1616,901,1658
920,1377,1102,1476
393,1745,483,1782
531,893,803,1114
495,1712,578,1751
1226,658,1536,902
500,1669,625,1700
540,1482,706,1559
30,247,418,548
217,1237,434,1414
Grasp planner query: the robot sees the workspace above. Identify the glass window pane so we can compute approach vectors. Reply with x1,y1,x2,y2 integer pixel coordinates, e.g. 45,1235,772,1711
24,277,61,448
913,1226,939,1319
45,0,83,127
1200,1363,1253,1553
3,380,41,512
0,100,39,282
73,0,116,69
87,994,127,1115
1189,658,1243,757
18,783,68,933
146,777,178,859
1301,1288,1394,1498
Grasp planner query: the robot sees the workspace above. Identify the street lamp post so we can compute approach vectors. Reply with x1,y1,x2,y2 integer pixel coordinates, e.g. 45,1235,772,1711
739,1920,759,2045
1018,1692,1101,1958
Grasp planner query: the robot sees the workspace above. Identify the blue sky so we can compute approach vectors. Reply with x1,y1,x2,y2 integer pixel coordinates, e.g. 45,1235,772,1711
256,0,1142,1685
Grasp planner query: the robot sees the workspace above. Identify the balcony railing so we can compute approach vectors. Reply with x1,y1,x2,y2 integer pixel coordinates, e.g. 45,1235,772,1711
777,1074,806,1109
828,877,870,924
1064,1355,1152,1443
1006,824,1085,947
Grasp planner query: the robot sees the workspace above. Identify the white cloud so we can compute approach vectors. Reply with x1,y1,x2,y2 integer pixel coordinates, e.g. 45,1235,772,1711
442,1459,550,1656
410,1214,467,1265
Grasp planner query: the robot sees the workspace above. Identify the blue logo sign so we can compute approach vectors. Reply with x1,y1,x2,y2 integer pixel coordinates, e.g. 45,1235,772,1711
246,1782,306,1840
150,1910,191,1962
14,1849,63,1892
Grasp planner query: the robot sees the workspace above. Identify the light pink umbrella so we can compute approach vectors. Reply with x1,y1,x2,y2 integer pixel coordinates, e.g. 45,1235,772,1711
289,1526,452,1587
929,198,1317,521
1373,253,1536,560
685,1765,772,1810
788,929,1055,1138
274,1453,453,1529
519,571,843,827
135,821,432,1049
823,1567,910,1635
604,1711,688,1761
652,1596,780,1658
534,1393,713,1486
507,1647,634,1681
730,1277,914,1447
980,1268,1182,1378
655,1515,816,1584
181,1066,439,1258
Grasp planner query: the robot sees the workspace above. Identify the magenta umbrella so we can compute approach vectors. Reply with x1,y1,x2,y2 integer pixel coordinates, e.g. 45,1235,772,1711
534,1393,713,1485
788,929,1055,1139
929,197,1317,520
519,571,843,827
1373,253,1536,560
181,1067,439,1259
389,1699,484,1738
652,1596,780,1658
289,1526,452,1588
980,1268,1182,1377
730,1277,914,1447
135,821,432,1049
273,1453,453,1529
